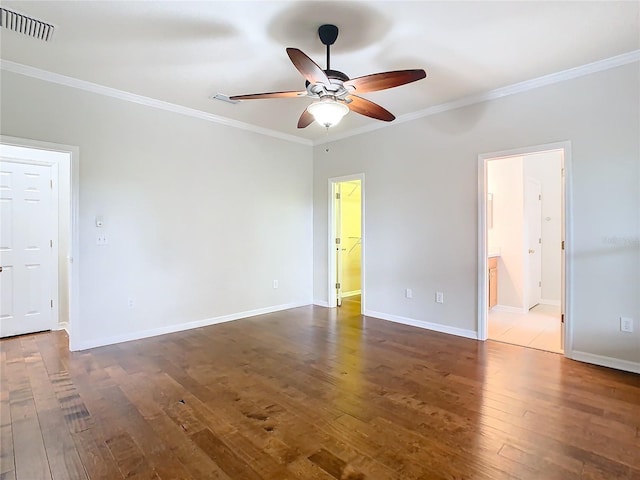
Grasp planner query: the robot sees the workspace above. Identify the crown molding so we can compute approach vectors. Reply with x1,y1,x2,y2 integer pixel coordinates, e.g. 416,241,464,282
314,49,640,146
0,60,313,147
2,49,638,148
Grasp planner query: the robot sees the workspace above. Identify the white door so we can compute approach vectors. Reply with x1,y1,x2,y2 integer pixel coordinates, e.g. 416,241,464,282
0,161,56,337
525,177,542,310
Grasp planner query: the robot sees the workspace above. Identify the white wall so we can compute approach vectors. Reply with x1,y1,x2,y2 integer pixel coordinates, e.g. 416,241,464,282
488,156,525,309
0,71,313,350
313,63,640,366
524,151,562,304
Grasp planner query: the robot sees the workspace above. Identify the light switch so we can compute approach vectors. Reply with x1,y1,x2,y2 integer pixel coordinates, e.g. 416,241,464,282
95,216,104,228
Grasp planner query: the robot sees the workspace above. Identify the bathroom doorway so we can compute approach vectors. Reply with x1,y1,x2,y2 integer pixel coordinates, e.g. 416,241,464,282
478,144,570,354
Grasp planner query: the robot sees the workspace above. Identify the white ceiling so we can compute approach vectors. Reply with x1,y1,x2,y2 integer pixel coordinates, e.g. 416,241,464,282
1,1,639,142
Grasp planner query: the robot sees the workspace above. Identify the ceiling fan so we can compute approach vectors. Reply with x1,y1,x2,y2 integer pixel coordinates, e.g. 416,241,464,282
230,24,427,129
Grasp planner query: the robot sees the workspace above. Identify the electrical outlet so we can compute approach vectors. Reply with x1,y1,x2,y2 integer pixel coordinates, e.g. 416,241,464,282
436,292,444,304
273,280,278,289
127,298,135,309
96,234,108,245
620,317,633,333
405,288,412,299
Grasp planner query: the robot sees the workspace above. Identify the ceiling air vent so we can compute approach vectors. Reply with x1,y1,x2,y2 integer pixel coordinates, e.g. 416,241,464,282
0,8,54,41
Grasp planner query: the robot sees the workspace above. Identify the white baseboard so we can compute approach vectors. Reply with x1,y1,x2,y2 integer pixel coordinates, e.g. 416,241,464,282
55,322,70,335
569,350,640,374
491,305,528,314
70,301,309,351
313,299,331,308
342,290,361,298
540,299,561,307
364,309,478,340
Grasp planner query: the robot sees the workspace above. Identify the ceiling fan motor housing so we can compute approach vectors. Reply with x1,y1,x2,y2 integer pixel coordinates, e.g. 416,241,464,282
304,69,349,87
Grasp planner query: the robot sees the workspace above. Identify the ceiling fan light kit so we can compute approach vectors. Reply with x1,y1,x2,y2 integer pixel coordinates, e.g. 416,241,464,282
230,24,426,129
307,98,350,128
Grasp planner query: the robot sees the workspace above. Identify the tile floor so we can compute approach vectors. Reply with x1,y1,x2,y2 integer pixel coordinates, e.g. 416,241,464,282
488,303,563,353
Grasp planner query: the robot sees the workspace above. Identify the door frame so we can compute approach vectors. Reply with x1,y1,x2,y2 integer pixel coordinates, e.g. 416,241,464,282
0,135,79,350
477,141,573,356
328,174,365,313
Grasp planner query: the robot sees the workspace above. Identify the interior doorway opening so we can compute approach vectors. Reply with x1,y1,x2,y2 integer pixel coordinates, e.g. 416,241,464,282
328,174,364,313
0,137,78,346
478,144,571,355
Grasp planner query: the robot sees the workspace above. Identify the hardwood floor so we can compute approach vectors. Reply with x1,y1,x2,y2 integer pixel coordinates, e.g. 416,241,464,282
1,301,639,479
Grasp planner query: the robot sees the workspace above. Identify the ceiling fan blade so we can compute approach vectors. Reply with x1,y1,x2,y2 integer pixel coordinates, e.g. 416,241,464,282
286,47,330,86
297,109,314,128
347,95,395,122
230,90,307,100
345,69,426,93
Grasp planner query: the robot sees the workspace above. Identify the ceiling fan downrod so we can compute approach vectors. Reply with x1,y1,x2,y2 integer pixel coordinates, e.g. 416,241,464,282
318,24,339,71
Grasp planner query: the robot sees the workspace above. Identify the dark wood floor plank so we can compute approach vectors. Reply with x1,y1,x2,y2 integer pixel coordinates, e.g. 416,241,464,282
0,417,15,480
200,375,353,478
0,344,16,480
99,367,201,479
104,363,238,479
20,336,88,480
104,431,157,478
46,348,124,480
191,428,264,480
70,428,124,480
1,298,639,480
5,337,52,480
142,368,237,438
0,472,16,480
33,331,68,378
308,448,346,479
147,412,234,480
48,370,94,435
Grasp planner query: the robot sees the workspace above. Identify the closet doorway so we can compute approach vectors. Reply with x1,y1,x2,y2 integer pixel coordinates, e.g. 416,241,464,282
329,174,364,313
